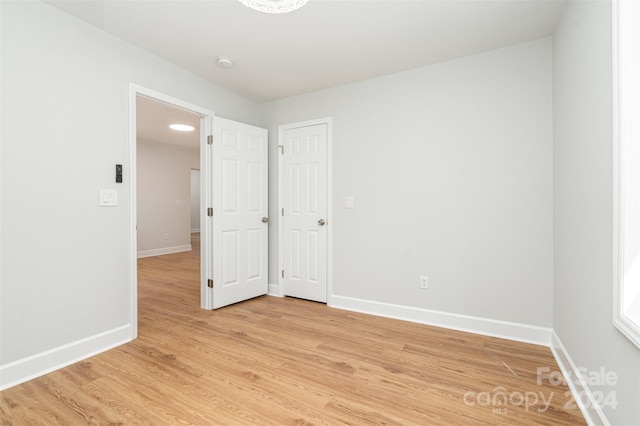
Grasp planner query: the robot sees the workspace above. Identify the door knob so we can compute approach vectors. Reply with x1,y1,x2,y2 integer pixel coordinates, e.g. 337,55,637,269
318,219,326,226
262,217,269,223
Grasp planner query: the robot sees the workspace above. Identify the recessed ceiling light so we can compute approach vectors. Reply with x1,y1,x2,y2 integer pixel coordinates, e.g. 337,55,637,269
169,124,195,132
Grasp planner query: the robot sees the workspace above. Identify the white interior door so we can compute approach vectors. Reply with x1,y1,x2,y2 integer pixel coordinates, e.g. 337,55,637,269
282,124,328,303
211,117,268,309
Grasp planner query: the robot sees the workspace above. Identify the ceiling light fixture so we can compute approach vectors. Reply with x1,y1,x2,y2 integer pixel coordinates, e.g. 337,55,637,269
237,0,309,14
217,56,234,69
169,124,195,132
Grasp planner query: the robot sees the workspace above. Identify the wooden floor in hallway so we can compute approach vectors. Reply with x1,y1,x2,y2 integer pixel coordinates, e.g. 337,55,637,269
0,234,585,425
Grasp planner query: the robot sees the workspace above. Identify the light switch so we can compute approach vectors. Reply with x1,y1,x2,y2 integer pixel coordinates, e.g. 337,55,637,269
346,196,354,209
99,189,118,207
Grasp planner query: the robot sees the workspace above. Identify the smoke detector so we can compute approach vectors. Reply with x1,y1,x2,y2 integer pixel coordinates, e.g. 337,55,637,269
217,56,234,69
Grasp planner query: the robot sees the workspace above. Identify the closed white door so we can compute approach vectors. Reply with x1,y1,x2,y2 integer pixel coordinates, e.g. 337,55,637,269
211,117,268,309
282,124,328,303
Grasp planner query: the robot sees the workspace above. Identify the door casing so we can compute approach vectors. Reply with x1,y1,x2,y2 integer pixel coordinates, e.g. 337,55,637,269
277,118,333,304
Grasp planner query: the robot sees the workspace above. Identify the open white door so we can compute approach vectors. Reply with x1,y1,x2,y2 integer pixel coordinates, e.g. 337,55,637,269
211,117,268,309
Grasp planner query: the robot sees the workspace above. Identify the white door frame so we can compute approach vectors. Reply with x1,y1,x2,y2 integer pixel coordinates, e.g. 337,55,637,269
128,84,215,339
277,117,333,304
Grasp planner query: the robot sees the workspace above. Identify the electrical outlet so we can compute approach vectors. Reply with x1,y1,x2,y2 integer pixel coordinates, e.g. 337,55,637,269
164,233,169,240
420,275,429,289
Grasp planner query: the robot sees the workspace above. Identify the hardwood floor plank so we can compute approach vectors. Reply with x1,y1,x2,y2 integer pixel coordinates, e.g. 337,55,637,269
0,234,586,425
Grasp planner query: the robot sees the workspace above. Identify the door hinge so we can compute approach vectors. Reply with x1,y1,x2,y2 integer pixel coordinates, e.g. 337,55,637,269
281,270,284,278
279,145,284,155
207,135,213,145
281,208,284,216
207,279,214,288
207,207,213,217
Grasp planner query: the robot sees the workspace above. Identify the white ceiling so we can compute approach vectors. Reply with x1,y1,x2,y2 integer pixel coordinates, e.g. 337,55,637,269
136,96,201,148
46,0,566,104
47,0,565,149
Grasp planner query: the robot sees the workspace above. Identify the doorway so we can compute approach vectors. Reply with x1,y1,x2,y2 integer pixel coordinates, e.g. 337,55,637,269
129,85,214,337
129,86,270,335
136,97,201,258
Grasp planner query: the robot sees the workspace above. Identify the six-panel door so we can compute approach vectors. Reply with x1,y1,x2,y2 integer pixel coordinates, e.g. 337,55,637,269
212,117,268,309
282,124,328,303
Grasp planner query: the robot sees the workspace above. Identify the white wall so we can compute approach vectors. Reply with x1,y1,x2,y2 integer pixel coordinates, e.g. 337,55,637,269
0,0,261,385
6,5,637,422
553,1,640,425
136,139,199,256
265,38,554,330
190,169,200,233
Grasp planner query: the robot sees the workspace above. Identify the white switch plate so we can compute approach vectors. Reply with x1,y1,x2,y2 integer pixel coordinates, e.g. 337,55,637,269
346,196,354,209
99,189,118,207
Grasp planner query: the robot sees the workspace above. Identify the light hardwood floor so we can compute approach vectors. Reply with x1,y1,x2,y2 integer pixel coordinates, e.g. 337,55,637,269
1,234,585,425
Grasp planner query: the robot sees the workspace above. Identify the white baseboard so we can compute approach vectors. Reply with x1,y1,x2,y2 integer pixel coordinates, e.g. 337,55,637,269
191,228,200,233
0,324,132,391
330,295,553,346
137,244,191,258
550,332,610,426
268,283,281,297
